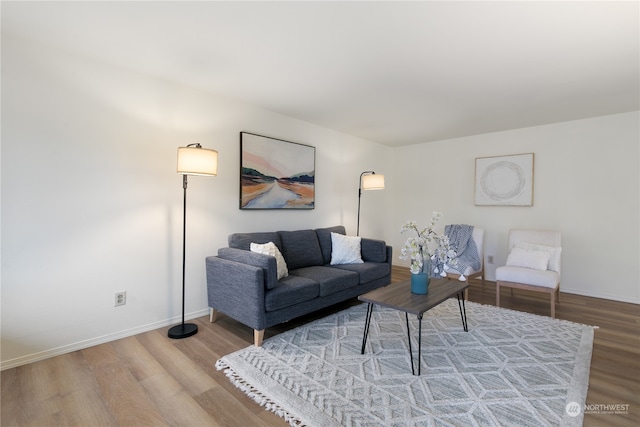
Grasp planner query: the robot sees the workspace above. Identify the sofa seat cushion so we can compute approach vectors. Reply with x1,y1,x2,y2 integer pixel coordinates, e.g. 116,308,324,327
330,262,391,285
290,266,359,297
265,276,319,312
496,266,560,288
279,230,324,270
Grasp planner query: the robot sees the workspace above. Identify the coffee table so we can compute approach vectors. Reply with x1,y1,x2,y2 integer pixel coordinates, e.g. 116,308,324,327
358,277,469,376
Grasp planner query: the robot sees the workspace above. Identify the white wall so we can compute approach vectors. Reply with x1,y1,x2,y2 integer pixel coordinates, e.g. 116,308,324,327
2,34,638,370
391,112,640,304
0,35,392,369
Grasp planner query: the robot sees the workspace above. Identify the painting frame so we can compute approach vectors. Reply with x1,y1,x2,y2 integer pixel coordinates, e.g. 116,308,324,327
240,132,315,210
475,153,534,206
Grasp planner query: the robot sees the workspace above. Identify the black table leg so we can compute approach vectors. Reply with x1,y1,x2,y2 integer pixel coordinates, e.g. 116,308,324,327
405,313,414,375
417,313,423,376
406,313,424,376
456,292,469,332
361,303,374,354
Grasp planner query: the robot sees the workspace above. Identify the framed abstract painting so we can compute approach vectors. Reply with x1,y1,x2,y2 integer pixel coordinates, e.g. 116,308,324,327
475,153,534,206
240,132,315,209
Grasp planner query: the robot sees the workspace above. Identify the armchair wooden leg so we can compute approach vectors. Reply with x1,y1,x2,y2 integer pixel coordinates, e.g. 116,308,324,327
254,329,265,347
496,282,501,308
209,308,218,323
550,293,556,319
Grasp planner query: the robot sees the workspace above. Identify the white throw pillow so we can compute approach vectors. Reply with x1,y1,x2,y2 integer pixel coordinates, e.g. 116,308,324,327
506,247,551,271
514,241,562,272
330,232,364,265
250,241,288,280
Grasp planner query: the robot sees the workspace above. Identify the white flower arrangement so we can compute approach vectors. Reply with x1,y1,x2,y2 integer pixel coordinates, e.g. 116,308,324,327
399,212,458,276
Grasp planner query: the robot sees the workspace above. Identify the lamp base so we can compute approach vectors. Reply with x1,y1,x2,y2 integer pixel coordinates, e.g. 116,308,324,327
168,322,198,339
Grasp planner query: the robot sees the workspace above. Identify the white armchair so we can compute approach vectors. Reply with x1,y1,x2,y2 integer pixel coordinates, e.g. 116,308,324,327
495,229,562,318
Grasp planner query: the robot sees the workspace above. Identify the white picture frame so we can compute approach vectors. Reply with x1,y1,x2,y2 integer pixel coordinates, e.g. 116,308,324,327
475,153,534,206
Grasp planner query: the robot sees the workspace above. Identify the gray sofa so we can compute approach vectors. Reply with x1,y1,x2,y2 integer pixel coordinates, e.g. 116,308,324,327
205,226,392,346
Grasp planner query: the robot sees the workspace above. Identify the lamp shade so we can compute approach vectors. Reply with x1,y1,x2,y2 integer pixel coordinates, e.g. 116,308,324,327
362,173,385,190
177,145,218,176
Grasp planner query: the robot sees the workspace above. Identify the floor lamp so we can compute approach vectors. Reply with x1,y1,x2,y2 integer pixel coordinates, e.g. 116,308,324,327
168,143,218,339
357,171,385,236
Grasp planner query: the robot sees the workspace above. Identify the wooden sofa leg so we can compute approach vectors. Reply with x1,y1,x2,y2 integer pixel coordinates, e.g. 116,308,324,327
496,282,501,308
209,308,218,323
254,329,265,347
550,293,556,319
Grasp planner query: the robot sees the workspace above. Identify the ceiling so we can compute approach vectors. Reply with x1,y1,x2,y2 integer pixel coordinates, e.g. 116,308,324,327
2,1,638,147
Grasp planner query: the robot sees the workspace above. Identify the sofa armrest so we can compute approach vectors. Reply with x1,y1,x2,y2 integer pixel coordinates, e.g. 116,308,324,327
361,238,390,263
205,256,267,330
218,247,278,289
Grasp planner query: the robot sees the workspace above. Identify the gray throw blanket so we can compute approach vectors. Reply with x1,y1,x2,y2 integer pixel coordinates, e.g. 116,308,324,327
444,224,481,275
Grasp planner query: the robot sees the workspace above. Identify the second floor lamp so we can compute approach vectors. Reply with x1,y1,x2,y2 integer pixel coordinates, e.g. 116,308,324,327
357,171,385,236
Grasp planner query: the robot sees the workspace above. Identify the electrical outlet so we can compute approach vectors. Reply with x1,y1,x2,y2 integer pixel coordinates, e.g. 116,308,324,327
115,291,126,307
487,255,494,264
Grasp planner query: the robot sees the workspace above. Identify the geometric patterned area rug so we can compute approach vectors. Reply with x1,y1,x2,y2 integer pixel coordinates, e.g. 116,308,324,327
216,300,595,427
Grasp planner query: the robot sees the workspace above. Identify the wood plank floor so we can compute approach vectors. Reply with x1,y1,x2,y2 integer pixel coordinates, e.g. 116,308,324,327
2,266,639,426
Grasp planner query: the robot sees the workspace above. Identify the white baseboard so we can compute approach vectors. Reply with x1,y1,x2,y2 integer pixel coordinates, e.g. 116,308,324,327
0,309,210,371
560,288,640,305
474,279,639,305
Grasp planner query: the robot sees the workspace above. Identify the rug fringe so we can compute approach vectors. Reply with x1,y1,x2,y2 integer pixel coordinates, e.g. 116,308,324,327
215,359,307,427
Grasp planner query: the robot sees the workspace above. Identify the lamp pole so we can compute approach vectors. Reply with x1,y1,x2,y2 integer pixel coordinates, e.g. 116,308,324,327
168,173,198,339
357,171,375,236
169,143,217,339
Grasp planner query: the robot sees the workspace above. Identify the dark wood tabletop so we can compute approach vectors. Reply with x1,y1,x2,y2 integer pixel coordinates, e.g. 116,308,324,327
358,277,469,316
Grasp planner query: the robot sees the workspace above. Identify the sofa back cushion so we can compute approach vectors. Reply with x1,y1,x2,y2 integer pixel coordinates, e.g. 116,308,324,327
278,229,324,270
315,226,346,264
229,232,281,252
361,238,388,263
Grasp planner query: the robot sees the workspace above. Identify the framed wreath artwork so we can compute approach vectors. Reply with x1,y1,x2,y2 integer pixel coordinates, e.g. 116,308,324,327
240,132,315,209
475,153,534,206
